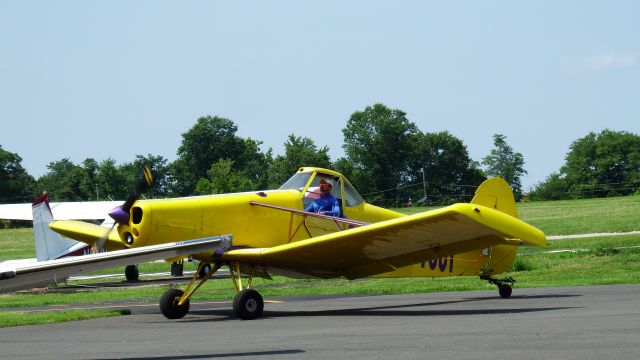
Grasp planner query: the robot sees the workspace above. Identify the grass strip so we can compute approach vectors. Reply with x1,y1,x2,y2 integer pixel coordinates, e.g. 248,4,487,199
0,309,130,328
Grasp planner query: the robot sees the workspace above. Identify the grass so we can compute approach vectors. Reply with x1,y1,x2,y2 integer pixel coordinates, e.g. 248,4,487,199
0,228,34,261
0,309,130,328
394,195,640,235
1,195,639,327
516,196,640,235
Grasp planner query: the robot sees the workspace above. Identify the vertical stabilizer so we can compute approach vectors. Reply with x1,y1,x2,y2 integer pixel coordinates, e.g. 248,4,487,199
32,194,85,261
470,178,518,218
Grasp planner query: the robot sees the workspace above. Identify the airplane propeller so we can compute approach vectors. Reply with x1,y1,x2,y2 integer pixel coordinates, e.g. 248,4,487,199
94,166,154,251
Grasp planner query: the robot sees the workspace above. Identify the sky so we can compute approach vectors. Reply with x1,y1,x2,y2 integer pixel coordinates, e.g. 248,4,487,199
1,1,638,191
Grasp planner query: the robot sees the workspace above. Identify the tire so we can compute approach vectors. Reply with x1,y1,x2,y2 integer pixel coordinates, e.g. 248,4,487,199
125,265,139,281
499,285,513,298
233,289,264,320
160,288,190,319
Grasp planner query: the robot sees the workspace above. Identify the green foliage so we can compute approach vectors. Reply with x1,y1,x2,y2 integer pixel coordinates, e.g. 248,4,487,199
169,116,270,195
121,154,171,198
528,172,569,200
563,129,640,197
532,129,640,200
0,145,36,203
33,155,169,201
342,103,420,205
268,134,332,188
169,116,247,195
195,159,252,194
406,131,485,205
482,134,527,196
36,158,91,201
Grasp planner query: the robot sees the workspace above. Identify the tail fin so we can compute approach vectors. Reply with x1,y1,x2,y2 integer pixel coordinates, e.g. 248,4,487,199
32,194,87,261
470,178,518,218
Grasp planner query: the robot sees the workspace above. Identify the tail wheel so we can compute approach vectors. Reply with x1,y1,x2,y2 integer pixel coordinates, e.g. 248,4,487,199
233,289,264,320
499,285,513,298
160,288,190,319
125,265,139,281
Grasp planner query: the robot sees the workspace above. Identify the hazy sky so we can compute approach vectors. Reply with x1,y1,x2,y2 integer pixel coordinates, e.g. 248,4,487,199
1,1,638,191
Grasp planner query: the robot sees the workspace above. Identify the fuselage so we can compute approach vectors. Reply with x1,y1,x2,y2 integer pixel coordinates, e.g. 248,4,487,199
114,167,517,278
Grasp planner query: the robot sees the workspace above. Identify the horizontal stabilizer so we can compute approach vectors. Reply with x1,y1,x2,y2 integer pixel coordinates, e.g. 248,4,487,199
49,220,122,248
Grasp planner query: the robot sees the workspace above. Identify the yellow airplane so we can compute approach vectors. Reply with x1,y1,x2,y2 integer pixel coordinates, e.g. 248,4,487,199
43,167,545,320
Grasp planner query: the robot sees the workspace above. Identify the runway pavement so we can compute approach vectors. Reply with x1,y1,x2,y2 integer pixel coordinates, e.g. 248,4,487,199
0,284,638,359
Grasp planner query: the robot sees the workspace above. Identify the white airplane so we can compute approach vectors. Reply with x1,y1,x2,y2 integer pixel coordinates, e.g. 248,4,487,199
0,193,223,292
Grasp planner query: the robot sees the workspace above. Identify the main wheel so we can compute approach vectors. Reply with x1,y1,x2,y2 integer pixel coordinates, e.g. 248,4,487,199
160,288,190,319
125,265,139,281
233,289,264,320
498,285,512,298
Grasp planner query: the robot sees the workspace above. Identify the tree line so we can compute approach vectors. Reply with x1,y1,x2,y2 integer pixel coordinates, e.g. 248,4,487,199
1,103,639,205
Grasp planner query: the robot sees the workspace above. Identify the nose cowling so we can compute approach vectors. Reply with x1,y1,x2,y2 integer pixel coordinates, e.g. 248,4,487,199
109,206,130,225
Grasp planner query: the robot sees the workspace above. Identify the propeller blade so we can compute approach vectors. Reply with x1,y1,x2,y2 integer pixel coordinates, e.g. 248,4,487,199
109,165,154,225
122,165,154,213
94,222,117,253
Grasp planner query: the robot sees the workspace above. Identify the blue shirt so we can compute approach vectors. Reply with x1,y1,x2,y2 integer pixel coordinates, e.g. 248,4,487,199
304,193,340,217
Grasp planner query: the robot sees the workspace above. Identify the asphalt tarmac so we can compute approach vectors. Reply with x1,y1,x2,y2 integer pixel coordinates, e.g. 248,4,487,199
0,284,638,360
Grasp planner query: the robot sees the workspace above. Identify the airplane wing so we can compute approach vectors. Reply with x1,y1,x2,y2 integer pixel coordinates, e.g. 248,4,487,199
0,201,121,221
216,203,546,279
0,235,231,293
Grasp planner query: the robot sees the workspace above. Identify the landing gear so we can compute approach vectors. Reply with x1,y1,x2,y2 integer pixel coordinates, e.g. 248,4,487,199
480,274,516,298
233,288,264,320
125,265,139,281
159,262,221,320
160,288,190,319
498,284,513,298
198,263,212,279
159,261,266,321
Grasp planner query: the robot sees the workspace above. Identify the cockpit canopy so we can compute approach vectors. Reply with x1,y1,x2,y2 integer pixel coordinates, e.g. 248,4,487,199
279,168,365,208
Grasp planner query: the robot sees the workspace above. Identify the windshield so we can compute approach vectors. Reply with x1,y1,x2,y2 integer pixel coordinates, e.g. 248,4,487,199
278,172,312,190
342,179,364,207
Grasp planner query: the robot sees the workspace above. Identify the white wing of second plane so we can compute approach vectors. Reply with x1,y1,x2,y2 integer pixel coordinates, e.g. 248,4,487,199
0,235,232,293
0,200,122,221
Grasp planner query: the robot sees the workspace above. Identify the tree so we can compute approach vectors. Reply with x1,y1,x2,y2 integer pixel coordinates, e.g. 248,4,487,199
342,103,420,205
560,130,640,198
37,159,89,201
237,138,272,191
169,116,273,195
268,134,332,188
406,131,485,205
170,116,247,195
528,173,569,200
482,134,527,196
0,145,36,203
195,159,252,194
121,154,172,198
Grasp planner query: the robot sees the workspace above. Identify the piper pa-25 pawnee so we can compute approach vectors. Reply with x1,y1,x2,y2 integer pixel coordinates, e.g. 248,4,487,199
3,167,546,320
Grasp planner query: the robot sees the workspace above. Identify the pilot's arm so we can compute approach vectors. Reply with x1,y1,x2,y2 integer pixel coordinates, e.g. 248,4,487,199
322,198,341,217
304,202,317,213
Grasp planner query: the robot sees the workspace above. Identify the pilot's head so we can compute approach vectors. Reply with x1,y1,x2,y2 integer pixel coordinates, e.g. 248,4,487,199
319,179,333,195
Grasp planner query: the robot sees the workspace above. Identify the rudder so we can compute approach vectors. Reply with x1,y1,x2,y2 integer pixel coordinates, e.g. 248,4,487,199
470,178,518,218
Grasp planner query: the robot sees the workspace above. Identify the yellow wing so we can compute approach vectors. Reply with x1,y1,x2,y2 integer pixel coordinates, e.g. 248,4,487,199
217,203,546,279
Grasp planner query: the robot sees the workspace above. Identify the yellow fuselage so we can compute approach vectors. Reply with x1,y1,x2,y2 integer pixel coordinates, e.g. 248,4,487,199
119,187,515,278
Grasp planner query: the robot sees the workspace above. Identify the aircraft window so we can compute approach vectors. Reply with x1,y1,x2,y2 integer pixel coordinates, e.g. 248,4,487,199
343,181,364,207
279,173,312,190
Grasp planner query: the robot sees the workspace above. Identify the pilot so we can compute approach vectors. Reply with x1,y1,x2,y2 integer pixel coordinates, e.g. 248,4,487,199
304,179,340,216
